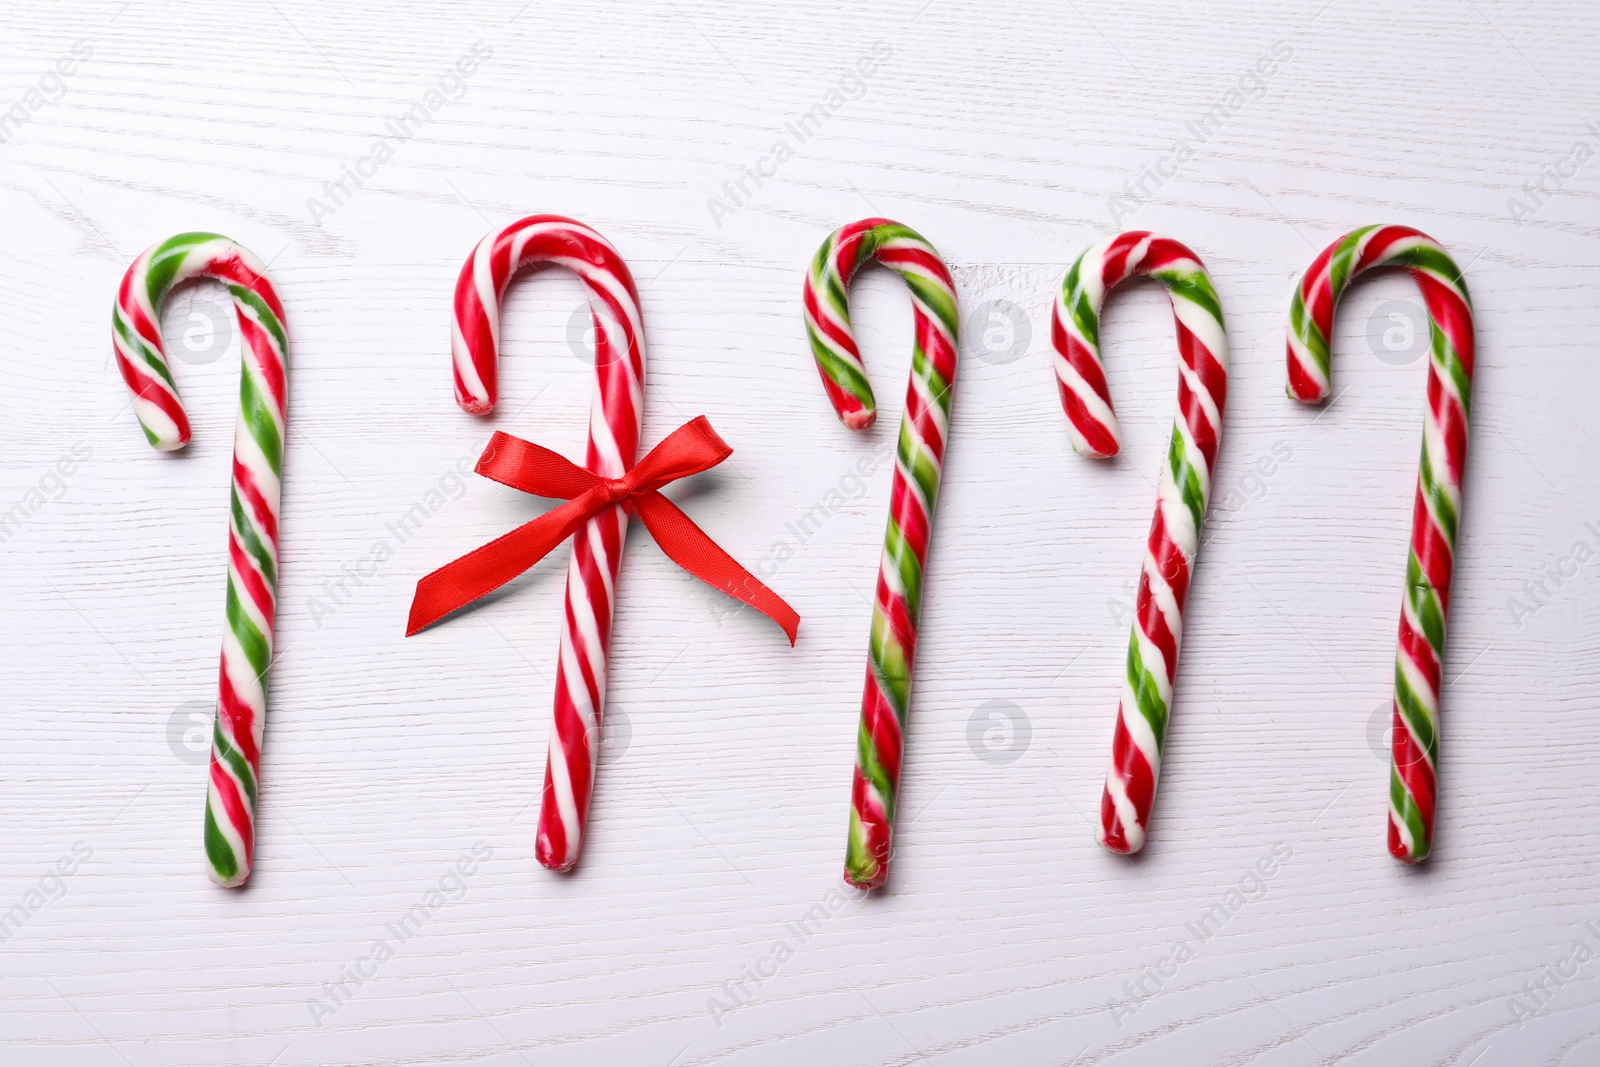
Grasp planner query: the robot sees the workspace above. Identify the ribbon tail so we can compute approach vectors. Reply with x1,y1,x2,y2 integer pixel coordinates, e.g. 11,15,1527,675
406,492,605,636
633,492,800,645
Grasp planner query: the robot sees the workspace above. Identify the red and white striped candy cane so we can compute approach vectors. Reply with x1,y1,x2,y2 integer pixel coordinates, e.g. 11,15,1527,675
452,215,645,871
1051,231,1227,855
1287,224,1474,863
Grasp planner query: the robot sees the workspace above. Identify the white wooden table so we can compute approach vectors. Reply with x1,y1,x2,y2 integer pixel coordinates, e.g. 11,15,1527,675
1,1,1596,1063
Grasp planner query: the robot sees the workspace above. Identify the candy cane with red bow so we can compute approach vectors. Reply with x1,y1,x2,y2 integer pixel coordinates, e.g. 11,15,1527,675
450,215,644,871
438,216,796,873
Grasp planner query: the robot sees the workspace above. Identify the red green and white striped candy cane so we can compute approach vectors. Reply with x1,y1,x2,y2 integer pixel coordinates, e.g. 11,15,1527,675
1051,231,1227,855
112,233,288,887
452,215,645,872
803,218,959,889
1287,224,1474,863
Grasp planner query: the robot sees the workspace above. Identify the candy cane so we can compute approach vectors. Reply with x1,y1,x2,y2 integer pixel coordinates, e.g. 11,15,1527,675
1051,231,1227,855
452,214,645,871
1287,224,1474,863
112,233,288,887
803,218,959,889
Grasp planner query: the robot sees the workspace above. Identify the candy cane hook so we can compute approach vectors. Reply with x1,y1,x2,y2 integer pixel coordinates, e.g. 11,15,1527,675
452,214,645,871
112,233,288,887
802,218,959,889
1051,231,1228,855
1287,224,1474,863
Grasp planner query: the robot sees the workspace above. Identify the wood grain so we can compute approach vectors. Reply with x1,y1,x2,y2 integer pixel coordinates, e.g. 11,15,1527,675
1,0,1597,1063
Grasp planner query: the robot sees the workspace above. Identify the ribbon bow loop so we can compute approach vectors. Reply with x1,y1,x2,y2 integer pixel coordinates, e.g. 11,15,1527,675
407,416,799,644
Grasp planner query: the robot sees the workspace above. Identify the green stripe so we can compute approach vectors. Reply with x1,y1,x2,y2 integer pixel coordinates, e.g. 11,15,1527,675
224,578,273,685
1288,285,1329,378
227,283,285,355
1328,226,1380,301
1404,552,1447,665
854,714,896,817
144,232,224,302
1066,276,1100,352
807,330,875,409
1168,434,1207,533
1153,268,1224,329
901,272,960,340
238,369,285,480
112,313,181,391
845,810,878,883
211,716,258,806
229,486,279,593
1384,244,1469,305
869,590,913,717
1434,330,1473,415
1389,769,1430,860
1416,442,1458,550
900,361,945,501
1125,632,1169,751
1392,654,1438,762
203,805,240,883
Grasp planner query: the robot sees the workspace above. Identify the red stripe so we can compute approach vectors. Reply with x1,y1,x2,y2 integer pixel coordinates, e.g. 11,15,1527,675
874,246,955,288
917,314,959,384
232,454,279,548
1392,728,1435,824
114,350,191,443
804,281,862,360
453,245,500,411
1286,343,1323,400
1099,788,1132,853
1102,231,1149,283
1057,333,1117,454
1173,341,1222,470
1062,323,1113,403
1397,611,1441,697
850,768,891,885
236,315,286,412
120,267,165,352
863,679,904,786
228,532,275,628
1106,718,1156,835
209,253,288,324
536,759,571,869
216,660,261,769
1303,252,1337,336
208,755,254,868
1409,493,1455,612
903,387,946,461
1143,236,1195,270
1425,365,1470,488
1359,225,1425,268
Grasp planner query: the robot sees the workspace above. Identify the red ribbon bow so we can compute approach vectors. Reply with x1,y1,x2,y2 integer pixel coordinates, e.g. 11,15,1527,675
407,416,800,643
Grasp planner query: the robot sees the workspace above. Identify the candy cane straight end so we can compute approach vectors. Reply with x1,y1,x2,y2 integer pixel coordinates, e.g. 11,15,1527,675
806,219,958,890
1051,232,1228,858
114,232,287,887
1288,224,1471,865
1095,797,1144,855
536,839,578,874
844,773,893,890
844,870,886,891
